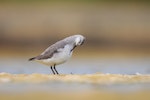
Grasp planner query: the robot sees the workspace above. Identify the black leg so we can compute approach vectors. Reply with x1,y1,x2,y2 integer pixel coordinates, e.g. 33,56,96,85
54,64,59,74
50,66,55,75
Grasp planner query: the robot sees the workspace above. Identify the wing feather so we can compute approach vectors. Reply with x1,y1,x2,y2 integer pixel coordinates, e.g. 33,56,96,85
29,35,76,61
34,40,67,60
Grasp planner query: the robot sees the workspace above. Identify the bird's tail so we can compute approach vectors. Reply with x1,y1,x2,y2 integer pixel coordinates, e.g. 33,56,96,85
28,57,36,61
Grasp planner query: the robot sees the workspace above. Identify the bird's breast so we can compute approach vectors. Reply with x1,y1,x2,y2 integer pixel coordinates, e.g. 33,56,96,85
54,44,73,59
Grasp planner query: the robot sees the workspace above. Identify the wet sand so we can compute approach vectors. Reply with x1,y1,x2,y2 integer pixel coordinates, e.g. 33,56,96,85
0,73,150,84
0,73,150,100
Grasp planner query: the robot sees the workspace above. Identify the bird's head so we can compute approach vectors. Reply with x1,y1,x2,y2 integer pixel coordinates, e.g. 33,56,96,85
75,35,85,46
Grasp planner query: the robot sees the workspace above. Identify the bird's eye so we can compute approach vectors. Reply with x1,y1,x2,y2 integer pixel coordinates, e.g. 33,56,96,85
78,39,82,45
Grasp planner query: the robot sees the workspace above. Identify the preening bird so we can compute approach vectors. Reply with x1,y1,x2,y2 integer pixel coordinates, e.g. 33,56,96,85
29,35,85,74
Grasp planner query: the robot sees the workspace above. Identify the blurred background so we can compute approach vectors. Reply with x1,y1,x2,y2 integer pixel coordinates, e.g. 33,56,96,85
0,0,150,100
0,0,150,57
0,0,150,74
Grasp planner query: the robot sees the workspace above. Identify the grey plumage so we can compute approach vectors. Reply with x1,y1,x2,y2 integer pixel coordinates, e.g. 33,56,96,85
29,35,77,61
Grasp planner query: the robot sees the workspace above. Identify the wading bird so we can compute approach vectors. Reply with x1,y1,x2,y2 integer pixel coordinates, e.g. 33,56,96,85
29,35,85,74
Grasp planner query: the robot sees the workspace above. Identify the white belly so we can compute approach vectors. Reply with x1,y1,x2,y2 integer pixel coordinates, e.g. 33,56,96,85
36,45,73,66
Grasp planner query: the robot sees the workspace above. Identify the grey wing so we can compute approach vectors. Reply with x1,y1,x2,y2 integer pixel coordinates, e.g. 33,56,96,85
34,40,67,60
35,48,57,60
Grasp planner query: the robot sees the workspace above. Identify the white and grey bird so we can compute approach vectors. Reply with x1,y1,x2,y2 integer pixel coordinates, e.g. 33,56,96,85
29,34,85,74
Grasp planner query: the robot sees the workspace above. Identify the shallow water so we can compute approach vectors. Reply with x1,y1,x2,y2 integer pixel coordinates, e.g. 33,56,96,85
0,57,150,74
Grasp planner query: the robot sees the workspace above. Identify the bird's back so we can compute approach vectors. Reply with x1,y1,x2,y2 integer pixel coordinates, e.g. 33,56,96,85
29,35,76,61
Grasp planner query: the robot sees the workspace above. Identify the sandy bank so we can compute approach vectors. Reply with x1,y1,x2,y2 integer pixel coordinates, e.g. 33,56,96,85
0,73,150,84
